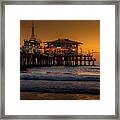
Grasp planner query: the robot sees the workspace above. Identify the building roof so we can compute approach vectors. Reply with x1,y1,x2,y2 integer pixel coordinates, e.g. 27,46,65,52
46,38,83,45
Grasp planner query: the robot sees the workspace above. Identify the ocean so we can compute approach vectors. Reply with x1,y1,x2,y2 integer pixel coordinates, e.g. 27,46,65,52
20,66,100,100
21,66,100,81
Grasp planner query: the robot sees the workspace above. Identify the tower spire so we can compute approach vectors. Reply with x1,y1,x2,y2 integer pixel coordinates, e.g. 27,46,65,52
32,22,34,37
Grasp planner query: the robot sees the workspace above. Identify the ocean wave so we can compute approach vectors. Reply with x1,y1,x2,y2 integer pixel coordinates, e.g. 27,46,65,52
20,73,100,81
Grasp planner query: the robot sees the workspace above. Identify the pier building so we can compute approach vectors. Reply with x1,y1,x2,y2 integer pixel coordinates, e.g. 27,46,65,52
45,38,83,56
23,23,41,53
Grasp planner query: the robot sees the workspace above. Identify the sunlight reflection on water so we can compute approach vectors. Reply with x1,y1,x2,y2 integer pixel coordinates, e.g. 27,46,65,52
25,66,100,76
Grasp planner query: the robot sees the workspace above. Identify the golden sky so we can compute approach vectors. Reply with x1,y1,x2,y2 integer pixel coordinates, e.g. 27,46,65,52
20,20,100,64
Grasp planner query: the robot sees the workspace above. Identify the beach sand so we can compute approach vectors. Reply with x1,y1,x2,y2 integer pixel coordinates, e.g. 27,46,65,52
20,92,100,100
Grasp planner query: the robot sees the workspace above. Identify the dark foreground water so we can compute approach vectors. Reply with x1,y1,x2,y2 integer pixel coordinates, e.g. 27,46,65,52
20,66,100,100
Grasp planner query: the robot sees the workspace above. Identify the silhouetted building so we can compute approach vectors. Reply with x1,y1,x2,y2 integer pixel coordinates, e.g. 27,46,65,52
23,23,41,53
45,38,83,55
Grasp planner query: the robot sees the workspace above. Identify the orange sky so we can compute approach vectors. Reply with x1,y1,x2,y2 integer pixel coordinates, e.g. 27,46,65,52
20,20,100,64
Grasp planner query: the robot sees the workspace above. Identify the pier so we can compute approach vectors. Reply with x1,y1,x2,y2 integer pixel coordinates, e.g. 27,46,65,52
20,49,96,68
20,23,97,68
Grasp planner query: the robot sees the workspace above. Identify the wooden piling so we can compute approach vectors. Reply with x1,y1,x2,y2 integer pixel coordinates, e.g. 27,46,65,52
20,50,97,68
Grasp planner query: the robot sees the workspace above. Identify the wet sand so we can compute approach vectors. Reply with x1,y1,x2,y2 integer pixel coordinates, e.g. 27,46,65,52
20,80,100,100
21,92,100,100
